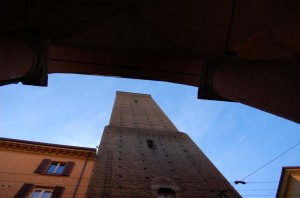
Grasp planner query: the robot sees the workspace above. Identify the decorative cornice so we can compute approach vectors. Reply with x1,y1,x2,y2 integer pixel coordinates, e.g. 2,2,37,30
0,137,96,158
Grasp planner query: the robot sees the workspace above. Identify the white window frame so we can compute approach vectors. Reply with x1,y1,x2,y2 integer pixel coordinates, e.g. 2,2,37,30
47,162,65,174
30,188,52,198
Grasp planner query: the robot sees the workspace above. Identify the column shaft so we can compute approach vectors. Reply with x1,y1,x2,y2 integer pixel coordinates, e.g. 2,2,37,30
212,61,300,123
0,36,33,84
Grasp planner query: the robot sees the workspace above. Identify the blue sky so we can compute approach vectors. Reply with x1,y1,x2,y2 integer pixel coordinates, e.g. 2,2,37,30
1,74,300,197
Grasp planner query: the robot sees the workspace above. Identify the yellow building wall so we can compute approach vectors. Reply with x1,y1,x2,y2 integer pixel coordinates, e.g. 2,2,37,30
0,148,95,198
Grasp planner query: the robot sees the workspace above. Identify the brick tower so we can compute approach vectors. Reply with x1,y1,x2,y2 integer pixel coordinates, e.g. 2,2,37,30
87,92,241,198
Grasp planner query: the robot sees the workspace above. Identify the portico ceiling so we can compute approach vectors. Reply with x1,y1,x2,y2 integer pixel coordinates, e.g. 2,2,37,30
2,0,299,60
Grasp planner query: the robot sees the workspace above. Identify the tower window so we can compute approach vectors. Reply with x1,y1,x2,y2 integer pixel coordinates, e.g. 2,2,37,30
146,139,156,149
157,188,176,198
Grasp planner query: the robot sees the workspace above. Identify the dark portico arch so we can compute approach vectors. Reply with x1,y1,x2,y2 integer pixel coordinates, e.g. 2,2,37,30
0,0,299,123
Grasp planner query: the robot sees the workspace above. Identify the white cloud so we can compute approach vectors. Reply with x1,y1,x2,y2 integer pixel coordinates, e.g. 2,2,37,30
173,100,225,140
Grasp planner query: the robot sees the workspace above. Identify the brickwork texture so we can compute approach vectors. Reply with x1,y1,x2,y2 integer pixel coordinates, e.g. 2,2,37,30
86,92,241,198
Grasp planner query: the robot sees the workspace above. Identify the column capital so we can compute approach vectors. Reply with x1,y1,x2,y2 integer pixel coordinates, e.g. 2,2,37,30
21,34,49,86
0,34,49,87
197,55,232,102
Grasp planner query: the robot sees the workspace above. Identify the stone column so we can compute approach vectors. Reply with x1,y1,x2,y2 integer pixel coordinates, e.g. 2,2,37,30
0,35,48,86
198,57,300,123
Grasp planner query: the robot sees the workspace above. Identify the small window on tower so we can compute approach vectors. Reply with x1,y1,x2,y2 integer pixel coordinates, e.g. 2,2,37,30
157,188,176,198
146,139,156,149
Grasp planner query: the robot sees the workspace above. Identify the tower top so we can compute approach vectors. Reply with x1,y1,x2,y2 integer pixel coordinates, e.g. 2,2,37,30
116,91,151,96
109,92,178,132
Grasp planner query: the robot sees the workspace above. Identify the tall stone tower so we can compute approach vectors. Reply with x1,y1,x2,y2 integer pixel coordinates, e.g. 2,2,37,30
87,92,240,198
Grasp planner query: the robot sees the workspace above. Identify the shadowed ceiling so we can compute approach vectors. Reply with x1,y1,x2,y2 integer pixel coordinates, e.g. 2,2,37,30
1,0,299,60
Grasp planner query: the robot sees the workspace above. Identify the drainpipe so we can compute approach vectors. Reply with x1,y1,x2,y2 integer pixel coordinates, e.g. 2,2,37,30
72,150,91,198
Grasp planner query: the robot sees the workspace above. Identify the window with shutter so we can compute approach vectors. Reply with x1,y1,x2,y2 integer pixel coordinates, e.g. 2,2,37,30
29,188,52,198
34,159,75,176
14,183,34,198
14,184,65,198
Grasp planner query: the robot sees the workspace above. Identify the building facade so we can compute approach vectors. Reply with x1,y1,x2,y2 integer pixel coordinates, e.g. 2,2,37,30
87,92,240,197
0,137,96,198
277,166,300,198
